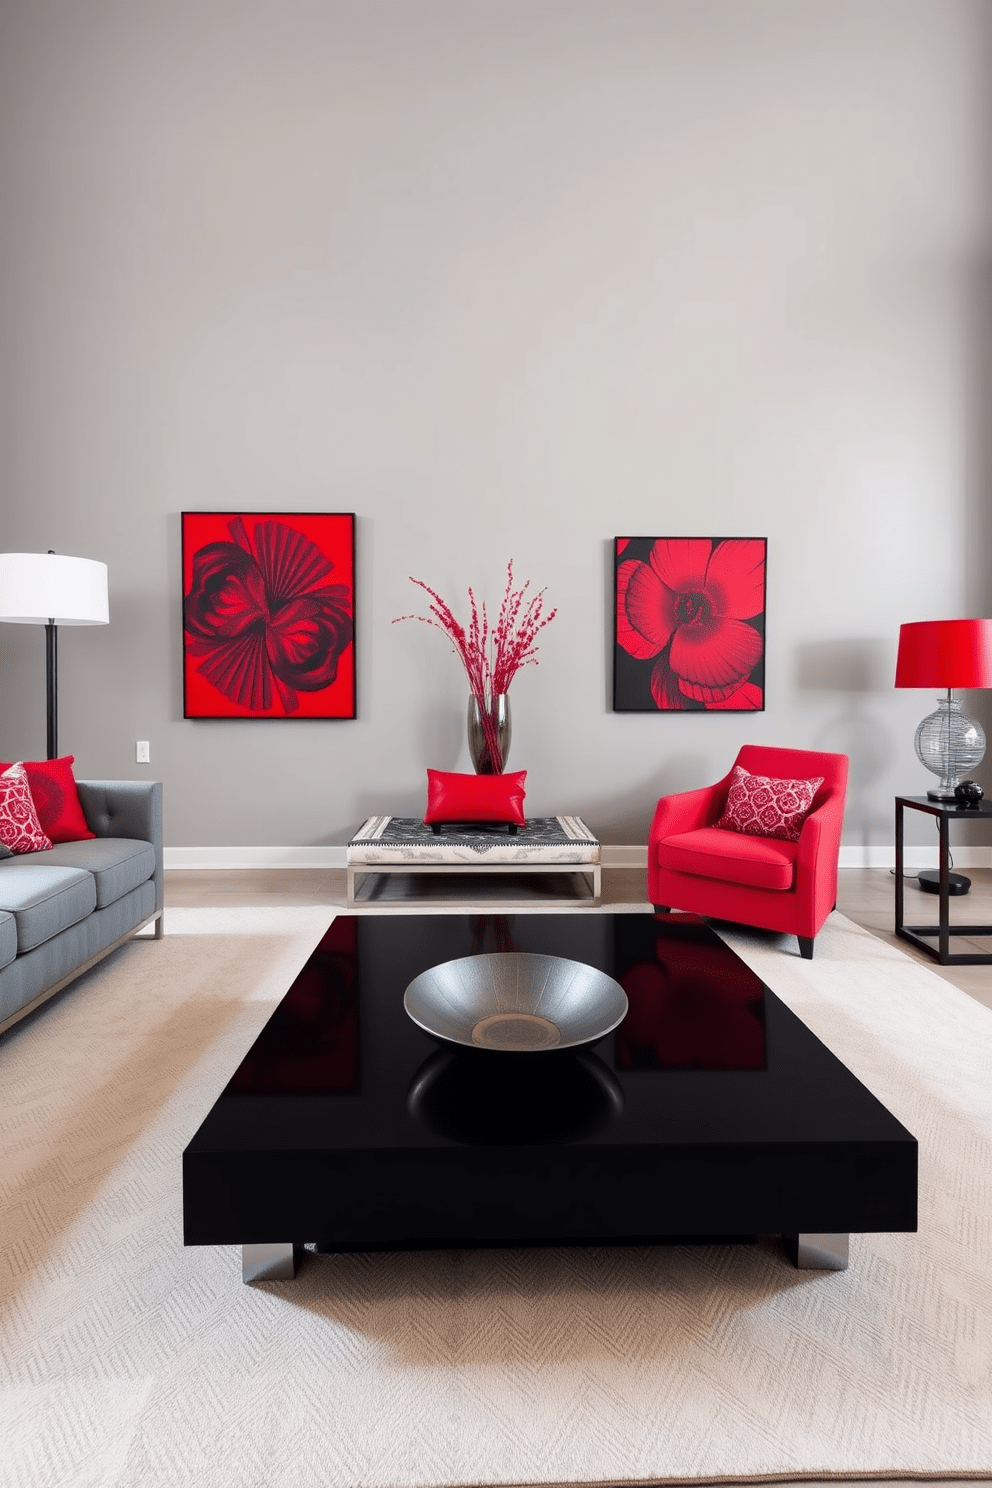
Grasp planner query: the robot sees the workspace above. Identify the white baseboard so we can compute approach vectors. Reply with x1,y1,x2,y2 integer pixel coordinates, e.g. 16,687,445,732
600,845,647,868
166,845,639,870
164,843,992,872
838,845,992,869
165,846,347,870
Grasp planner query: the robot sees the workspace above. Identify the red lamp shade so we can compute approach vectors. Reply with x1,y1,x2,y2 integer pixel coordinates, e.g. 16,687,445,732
895,619,992,689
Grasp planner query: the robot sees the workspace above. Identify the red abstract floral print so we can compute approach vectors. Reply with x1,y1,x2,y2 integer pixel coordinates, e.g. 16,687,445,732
183,513,354,718
614,537,765,712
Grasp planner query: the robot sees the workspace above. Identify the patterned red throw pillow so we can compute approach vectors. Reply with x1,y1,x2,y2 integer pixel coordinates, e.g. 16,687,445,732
0,763,53,854
0,755,94,842
715,764,824,843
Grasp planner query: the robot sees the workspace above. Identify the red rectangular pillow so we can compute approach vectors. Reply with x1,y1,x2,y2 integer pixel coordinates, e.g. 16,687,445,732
424,769,527,826
0,755,95,843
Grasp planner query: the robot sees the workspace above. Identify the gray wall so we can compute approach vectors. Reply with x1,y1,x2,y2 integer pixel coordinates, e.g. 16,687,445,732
1,0,989,849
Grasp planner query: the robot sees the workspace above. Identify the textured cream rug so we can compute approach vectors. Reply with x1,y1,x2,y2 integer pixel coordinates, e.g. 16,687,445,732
1,906,991,1488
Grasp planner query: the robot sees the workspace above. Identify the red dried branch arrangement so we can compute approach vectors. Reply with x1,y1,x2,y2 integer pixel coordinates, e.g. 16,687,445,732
488,562,557,699
394,562,557,770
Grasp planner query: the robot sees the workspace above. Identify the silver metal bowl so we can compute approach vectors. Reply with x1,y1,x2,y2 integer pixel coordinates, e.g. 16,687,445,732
403,950,628,1053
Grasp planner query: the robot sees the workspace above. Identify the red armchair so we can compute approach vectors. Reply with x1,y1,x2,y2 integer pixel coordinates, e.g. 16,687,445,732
647,745,849,959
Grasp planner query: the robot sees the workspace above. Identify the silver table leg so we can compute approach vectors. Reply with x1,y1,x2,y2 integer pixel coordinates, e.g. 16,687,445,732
786,1232,849,1270
242,1243,300,1283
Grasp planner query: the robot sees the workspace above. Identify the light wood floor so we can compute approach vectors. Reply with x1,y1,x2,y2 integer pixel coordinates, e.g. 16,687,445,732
164,865,992,1012
837,865,992,1010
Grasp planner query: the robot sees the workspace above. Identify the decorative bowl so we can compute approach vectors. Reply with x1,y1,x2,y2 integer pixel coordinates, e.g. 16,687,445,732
403,950,628,1053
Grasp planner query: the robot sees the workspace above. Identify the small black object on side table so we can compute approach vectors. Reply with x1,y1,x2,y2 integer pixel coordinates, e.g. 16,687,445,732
895,795,992,965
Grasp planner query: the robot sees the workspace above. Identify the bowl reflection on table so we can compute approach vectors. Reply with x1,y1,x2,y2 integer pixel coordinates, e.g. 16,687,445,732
403,950,628,1053
408,1046,624,1145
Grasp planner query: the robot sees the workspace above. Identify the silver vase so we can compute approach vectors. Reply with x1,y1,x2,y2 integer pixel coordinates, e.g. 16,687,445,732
467,694,511,774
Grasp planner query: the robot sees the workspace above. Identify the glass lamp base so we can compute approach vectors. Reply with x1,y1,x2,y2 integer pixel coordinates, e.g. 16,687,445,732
915,696,985,799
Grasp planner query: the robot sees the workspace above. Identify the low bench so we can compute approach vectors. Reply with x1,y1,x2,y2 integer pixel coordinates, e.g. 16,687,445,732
346,815,601,908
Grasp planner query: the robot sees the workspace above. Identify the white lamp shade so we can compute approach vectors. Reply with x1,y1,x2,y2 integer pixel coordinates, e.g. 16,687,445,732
0,552,109,625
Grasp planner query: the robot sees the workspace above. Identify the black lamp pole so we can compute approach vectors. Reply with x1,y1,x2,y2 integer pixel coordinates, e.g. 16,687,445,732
44,548,58,759
45,618,58,760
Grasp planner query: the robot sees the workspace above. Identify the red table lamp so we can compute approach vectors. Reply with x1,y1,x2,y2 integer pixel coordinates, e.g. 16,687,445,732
895,618,992,800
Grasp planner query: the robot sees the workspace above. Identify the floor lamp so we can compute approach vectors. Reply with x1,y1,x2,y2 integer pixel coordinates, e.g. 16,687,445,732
0,552,110,759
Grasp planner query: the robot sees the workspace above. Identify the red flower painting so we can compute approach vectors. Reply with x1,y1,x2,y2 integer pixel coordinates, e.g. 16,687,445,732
614,536,766,712
182,512,355,718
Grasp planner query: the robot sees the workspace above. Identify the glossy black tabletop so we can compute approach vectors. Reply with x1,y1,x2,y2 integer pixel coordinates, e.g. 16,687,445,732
187,913,911,1153
184,913,917,1247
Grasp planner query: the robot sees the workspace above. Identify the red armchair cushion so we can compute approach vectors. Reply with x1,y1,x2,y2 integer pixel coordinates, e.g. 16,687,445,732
0,755,95,843
715,764,823,843
424,769,527,825
656,828,797,891
0,763,54,853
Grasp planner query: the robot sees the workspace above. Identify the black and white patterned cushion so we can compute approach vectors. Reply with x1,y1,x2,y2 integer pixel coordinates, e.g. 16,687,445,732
347,815,600,865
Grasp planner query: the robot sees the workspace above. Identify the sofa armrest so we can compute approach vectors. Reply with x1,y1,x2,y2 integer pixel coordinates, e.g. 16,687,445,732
77,781,164,919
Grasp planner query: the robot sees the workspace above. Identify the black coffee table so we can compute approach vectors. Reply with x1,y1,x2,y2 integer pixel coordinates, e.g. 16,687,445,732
183,913,917,1283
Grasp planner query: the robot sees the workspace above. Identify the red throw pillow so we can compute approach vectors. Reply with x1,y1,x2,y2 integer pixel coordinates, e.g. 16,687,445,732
0,764,53,853
0,755,95,842
715,764,824,843
424,769,527,826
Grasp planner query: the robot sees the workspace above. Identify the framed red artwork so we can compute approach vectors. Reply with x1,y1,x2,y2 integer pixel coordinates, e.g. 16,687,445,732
613,536,766,712
182,512,355,719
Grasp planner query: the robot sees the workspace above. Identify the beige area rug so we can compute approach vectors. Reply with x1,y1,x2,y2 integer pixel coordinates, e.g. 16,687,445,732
1,906,991,1488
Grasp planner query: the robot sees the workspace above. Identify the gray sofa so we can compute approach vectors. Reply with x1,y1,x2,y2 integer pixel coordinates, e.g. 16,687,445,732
0,780,163,1035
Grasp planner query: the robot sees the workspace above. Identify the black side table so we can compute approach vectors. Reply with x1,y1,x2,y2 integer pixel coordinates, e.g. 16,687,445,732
895,795,992,965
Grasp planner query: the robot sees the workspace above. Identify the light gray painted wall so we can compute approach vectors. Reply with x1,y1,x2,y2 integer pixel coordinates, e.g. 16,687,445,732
1,0,989,848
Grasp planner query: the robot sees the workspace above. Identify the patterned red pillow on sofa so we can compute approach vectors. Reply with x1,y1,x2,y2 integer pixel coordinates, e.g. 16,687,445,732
0,763,53,853
0,755,94,843
715,764,824,843
424,769,527,826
